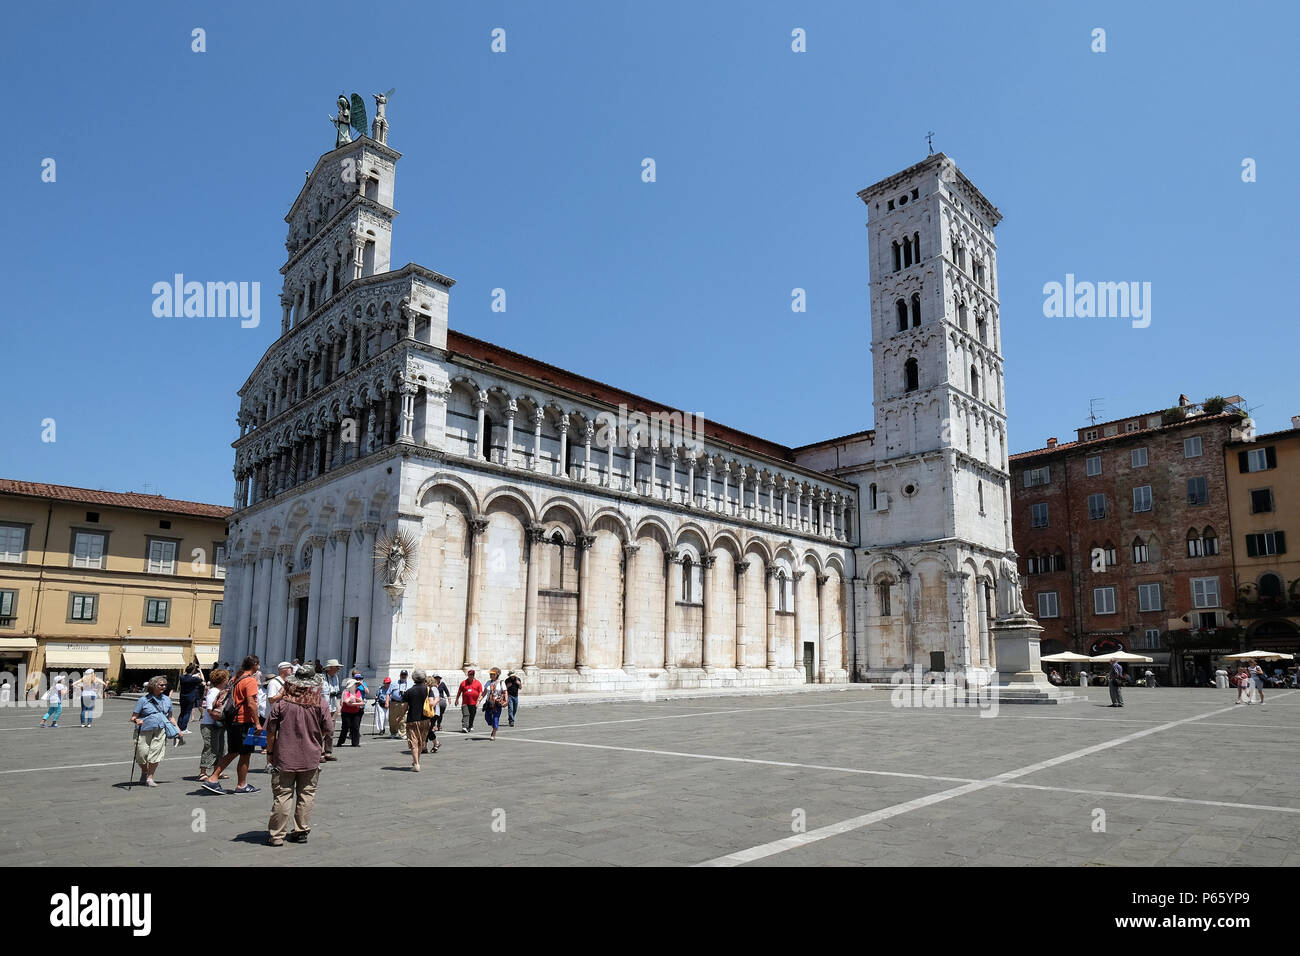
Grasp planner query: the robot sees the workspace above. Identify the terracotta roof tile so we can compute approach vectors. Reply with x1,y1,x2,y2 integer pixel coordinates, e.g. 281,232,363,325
1009,411,1244,461
0,479,231,520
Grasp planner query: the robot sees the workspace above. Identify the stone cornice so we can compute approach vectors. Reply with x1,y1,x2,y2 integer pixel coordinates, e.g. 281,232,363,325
281,194,397,276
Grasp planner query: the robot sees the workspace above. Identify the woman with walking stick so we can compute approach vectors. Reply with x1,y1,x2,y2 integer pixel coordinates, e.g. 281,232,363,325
131,676,180,787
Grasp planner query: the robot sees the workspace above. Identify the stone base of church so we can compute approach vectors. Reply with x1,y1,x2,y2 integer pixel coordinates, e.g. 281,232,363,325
508,666,838,695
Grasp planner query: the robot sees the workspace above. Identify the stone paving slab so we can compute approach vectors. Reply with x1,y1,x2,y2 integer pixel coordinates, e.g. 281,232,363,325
1,688,1296,866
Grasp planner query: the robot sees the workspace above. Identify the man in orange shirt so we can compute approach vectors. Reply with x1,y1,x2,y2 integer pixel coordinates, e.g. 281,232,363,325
201,654,263,795
455,669,483,734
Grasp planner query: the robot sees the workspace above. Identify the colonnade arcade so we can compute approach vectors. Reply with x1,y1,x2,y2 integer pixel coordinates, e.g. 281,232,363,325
410,476,850,681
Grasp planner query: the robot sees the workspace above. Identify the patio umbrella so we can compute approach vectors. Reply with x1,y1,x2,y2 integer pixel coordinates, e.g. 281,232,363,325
1223,651,1295,660
1090,651,1154,663
1040,652,1093,662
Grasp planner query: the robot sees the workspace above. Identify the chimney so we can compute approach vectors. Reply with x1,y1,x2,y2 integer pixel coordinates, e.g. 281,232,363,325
1178,394,1191,407
1292,415,1300,429
1046,437,1058,448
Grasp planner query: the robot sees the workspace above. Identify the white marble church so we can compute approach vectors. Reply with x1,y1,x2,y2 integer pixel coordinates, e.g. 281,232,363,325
219,96,1032,694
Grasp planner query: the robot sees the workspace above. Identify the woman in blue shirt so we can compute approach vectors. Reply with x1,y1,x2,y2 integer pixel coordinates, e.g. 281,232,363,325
131,676,180,787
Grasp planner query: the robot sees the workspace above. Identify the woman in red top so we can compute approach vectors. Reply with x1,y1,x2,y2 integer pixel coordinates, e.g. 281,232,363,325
336,678,365,747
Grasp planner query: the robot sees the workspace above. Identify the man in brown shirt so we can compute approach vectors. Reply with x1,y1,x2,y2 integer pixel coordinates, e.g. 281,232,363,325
265,663,333,846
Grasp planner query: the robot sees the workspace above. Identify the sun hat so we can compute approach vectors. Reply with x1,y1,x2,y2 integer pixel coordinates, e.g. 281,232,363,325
288,663,323,688
277,661,292,671
324,659,341,669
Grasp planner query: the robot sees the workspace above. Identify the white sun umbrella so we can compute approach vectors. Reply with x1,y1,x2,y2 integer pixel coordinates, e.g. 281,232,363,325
1091,651,1154,663
1040,652,1093,662
1224,651,1295,661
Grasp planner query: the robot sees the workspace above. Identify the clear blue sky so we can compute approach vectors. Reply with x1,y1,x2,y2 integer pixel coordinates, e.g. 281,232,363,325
3,1,1296,506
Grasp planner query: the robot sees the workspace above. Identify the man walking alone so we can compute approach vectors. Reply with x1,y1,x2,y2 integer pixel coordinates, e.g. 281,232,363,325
388,670,410,739
456,669,482,734
1109,659,1125,708
265,663,333,846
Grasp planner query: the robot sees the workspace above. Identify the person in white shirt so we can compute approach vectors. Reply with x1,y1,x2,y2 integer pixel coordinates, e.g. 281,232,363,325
72,669,106,727
199,668,231,780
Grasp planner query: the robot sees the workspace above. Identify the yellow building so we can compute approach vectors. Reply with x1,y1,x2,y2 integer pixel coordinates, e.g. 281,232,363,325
1225,424,1300,657
0,479,230,692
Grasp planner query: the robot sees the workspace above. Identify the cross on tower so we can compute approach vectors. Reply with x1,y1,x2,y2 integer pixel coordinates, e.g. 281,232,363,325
926,131,935,155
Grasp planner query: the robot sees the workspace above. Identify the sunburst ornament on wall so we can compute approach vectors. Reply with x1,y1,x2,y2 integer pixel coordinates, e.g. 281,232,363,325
374,528,418,606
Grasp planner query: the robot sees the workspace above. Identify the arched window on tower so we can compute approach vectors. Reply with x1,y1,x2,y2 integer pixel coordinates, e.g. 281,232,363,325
1187,528,1203,557
877,578,892,616
976,312,987,345
912,232,921,263
910,293,921,328
896,299,909,333
681,554,694,604
1053,548,1066,572
904,358,919,392
869,483,878,510
892,241,902,273
777,569,790,612
978,480,984,513
970,365,980,400
1025,550,1038,575
902,238,913,268
1132,536,1149,564
1202,526,1219,556
481,417,495,462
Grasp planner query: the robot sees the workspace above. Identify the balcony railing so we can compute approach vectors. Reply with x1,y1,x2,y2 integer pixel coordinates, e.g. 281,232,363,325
1235,598,1300,619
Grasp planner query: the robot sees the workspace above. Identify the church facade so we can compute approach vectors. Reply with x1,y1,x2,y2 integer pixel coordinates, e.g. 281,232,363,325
218,101,1028,694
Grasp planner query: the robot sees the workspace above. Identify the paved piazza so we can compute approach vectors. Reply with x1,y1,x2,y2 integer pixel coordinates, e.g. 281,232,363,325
2,687,1297,867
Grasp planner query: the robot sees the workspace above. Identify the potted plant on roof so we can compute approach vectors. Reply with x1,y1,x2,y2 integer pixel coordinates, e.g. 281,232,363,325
1203,395,1227,415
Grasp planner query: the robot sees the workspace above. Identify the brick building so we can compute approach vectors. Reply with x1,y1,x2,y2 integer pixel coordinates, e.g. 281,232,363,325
1009,396,1247,685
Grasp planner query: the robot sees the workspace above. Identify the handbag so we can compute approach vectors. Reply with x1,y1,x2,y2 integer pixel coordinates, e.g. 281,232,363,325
145,696,180,738
423,690,437,719
243,726,268,749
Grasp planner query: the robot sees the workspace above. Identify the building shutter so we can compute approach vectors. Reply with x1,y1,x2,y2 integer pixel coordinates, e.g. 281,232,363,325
1277,531,1287,555
1246,535,1258,558
1266,446,1277,468
1238,451,1249,472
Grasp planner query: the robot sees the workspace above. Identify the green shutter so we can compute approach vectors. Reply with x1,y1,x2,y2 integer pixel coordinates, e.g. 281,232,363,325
1238,451,1249,472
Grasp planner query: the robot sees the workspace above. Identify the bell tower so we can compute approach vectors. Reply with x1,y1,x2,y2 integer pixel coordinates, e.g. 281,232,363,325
857,153,1011,555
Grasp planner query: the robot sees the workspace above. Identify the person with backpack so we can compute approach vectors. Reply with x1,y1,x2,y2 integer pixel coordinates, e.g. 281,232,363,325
131,676,181,787
432,674,450,732
373,677,392,735
321,660,342,761
482,668,508,741
387,669,410,739
199,669,231,781
176,662,206,737
200,655,262,795
40,678,65,728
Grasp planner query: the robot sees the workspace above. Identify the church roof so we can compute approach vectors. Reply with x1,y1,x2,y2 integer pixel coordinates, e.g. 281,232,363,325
445,330,807,465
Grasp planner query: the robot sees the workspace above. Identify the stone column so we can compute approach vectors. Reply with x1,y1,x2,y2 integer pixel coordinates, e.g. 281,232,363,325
504,399,517,467
532,408,544,472
739,470,748,519
628,439,638,494
792,568,804,676
254,547,274,662
365,408,376,455
734,560,749,670
475,391,488,459
267,544,292,664
304,535,325,660
819,491,829,537
622,544,639,671
324,426,335,474
704,459,715,512
325,529,350,662
351,231,366,281
765,563,779,669
280,293,292,334
977,576,992,667
583,422,594,481
238,553,257,660
558,419,569,477
701,554,716,672
816,572,829,682
668,447,678,503
781,481,789,528
687,453,697,508
767,476,776,523
663,549,680,670
523,526,544,674
399,383,417,443
356,523,379,668
575,533,596,671
463,517,489,669
722,463,731,515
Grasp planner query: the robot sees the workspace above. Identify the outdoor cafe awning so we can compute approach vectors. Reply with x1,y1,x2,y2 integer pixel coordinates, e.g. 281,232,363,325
44,643,111,668
0,638,37,652
120,645,189,671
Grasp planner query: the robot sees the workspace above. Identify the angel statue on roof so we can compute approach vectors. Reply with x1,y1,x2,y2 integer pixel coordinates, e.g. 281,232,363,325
329,95,352,148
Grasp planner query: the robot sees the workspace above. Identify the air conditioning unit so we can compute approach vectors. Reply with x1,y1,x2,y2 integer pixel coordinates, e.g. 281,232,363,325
875,492,890,512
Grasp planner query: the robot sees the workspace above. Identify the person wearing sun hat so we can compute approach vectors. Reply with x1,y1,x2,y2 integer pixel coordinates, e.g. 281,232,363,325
265,663,332,846
321,660,342,761
373,677,392,735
